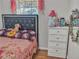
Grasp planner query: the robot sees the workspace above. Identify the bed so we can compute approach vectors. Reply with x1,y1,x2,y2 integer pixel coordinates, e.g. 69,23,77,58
0,14,38,59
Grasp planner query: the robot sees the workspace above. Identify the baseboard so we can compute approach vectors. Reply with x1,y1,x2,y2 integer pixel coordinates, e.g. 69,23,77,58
39,47,48,50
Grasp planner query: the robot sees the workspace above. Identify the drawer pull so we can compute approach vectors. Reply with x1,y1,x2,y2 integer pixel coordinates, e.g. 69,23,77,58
56,44,59,46
57,31,60,32
56,50,58,52
56,37,60,39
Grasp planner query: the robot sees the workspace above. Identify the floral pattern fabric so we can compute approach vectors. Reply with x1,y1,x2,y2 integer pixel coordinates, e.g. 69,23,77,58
0,29,36,41
0,37,37,59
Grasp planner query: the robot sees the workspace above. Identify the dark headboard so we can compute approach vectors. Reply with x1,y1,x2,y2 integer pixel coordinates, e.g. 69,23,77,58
2,14,39,43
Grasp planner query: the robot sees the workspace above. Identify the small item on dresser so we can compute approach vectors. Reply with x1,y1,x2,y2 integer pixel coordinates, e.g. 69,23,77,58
54,17,60,27
72,18,79,26
48,10,59,27
59,18,65,26
48,16,55,27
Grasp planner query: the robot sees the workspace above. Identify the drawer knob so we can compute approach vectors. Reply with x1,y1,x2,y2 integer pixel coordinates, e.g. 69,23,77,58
57,31,60,32
56,50,58,52
56,37,60,39
56,44,59,46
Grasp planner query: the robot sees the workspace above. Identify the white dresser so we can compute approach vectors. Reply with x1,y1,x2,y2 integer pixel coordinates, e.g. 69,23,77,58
48,27,69,58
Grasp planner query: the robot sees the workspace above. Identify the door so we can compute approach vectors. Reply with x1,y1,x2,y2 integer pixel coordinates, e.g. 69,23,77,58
68,27,79,59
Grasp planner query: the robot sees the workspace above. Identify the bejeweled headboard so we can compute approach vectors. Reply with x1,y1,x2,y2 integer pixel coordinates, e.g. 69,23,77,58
2,14,39,42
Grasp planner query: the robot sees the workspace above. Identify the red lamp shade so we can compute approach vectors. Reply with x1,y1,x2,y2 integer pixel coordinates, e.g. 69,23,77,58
10,0,16,13
38,0,44,12
49,10,57,17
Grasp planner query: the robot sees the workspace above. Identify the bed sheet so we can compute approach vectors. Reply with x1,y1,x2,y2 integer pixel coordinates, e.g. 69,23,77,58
0,37,37,59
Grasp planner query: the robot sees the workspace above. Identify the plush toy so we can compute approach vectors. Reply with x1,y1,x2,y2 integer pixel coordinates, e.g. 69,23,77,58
7,24,21,37
7,30,16,37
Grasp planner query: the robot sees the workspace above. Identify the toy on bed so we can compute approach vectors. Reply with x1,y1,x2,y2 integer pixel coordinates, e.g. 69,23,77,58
7,23,22,37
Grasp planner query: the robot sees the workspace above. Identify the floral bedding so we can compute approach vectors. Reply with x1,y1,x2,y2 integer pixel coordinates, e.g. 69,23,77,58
0,37,37,59
0,29,36,41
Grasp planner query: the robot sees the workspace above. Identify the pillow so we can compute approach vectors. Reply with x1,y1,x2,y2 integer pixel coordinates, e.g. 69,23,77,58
0,29,21,39
21,30,36,40
15,31,21,39
2,29,12,37
29,30,36,36
21,30,30,40
21,30,27,33
30,36,36,41
0,29,36,40
21,32,30,39
29,30,36,41
0,29,7,36
0,29,4,36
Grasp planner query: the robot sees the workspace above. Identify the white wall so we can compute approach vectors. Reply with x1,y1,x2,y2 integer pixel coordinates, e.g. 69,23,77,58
1,0,11,14
70,0,79,10
0,0,3,29
0,0,11,29
69,0,79,15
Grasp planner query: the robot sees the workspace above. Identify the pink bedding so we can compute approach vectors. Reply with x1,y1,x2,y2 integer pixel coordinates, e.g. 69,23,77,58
0,37,37,59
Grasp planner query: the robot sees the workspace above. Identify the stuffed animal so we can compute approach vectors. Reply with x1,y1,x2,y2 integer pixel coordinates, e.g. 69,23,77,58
7,24,21,37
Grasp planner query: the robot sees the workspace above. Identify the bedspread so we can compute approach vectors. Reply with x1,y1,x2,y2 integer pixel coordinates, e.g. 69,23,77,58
0,37,37,59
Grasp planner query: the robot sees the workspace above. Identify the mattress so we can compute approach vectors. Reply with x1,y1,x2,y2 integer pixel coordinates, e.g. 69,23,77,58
0,37,37,59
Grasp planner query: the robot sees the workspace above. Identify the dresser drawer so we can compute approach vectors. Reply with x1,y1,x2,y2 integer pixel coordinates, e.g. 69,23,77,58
48,35,68,42
48,27,68,35
48,49,66,58
48,42,67,49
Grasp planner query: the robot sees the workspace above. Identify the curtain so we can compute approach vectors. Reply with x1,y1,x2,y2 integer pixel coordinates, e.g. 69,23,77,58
11,0,16,13
38,0,44,12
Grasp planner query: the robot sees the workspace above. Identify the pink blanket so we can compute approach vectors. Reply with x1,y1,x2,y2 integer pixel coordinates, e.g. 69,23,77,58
0,37,37,59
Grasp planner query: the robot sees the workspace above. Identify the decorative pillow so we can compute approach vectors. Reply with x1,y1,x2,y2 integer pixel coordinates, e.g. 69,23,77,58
21,32,30,39
0,29,36,40
29,30,36,41
2,29,11,37
21,30,29,39
0,29,18,38
0,29,4,36
15,32,21,39
21,30,27,33
29,30,36,36
0,29,7,36
21,30,36,40
30,36,36,41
